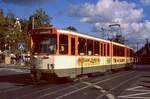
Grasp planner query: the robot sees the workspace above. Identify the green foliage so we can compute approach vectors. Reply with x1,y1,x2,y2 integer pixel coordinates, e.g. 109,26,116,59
0,8,28,53
0,9,8,50
30,8,52,28
0,8,53,54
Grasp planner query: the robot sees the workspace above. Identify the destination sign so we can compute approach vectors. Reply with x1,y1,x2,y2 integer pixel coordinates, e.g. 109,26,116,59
34,30,51,34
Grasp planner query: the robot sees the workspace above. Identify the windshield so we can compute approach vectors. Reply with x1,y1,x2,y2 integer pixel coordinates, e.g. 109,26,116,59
32,34,57,54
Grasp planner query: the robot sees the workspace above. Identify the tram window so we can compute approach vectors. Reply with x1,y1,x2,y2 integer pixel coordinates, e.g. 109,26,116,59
78,38,86,55
113,45,117,56
87,39,93,55
127,49,129,57
119,47,122,56
121,47,125,56
129,49,131,57
126,49,129,57
116,46,124,57
32,34,57,54
100,43,103,56
113,45,115,56
118,46,120,56
71,37,75,55
123,48,125,56
130,49,133,57
59,34,68,54
128,49,130,57
104,44,106,56
107,44,110,56
117,46,119,56
120,47,122,56
94,41,99,55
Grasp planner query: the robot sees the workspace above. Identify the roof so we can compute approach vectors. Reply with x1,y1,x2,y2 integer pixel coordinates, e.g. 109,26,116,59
58,29,132,49
136,43,150,56
32,27,133,50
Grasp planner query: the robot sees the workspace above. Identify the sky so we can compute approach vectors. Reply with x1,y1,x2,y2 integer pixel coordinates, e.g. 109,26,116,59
0,0,150,49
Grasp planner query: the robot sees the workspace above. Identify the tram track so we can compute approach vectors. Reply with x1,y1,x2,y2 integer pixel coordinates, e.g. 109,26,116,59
96,74,141,99
52,71,138,99
35,71,135,99
0,70,135,99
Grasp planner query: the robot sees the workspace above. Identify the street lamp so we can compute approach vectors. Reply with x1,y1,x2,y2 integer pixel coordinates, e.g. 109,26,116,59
108,24,122,71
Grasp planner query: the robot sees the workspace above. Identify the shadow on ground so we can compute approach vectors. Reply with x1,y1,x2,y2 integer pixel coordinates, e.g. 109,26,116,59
0,73,73,86
135,65,150,71
0,73,33,86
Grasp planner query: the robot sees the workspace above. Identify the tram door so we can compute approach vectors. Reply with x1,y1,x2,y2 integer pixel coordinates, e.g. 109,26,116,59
71,37,77,77
77,38,87,75
71,37,75,55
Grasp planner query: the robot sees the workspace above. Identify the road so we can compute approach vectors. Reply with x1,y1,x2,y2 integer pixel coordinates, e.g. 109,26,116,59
0,65,150,99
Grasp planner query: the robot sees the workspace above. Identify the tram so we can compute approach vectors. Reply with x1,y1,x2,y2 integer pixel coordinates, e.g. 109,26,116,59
30,27,134,79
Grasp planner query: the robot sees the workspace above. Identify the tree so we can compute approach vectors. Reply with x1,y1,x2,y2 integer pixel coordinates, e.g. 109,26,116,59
66,26,77,31
0,8,53,54
30,8,52,28
13,18,29,54
6,10,15,28
0,8,8,51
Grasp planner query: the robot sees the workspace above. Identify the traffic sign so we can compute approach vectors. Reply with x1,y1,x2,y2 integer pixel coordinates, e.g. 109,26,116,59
18,43,25,50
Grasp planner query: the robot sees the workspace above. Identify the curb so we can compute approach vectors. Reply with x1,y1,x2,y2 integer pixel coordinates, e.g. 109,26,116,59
0,63,30,70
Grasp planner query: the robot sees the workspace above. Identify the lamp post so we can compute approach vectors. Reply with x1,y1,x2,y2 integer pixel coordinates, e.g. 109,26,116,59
108,24,121,71
109,24,121,42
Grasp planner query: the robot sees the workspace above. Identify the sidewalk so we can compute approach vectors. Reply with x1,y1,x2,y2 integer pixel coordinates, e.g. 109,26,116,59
0,63,30,70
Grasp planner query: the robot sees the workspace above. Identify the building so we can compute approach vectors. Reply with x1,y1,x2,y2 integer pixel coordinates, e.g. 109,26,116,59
136,43,150,64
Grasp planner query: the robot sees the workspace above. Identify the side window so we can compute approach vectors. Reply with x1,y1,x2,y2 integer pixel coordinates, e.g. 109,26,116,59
130,49,133,57
127,49,129,57
100,43,103,56
121,47,125,56
59,34,68,54
103,43,106,56
94,41,99,55
78,38,86,55
71,37,75,55
87,39,93,55
107,43,110,56
113,45,116,56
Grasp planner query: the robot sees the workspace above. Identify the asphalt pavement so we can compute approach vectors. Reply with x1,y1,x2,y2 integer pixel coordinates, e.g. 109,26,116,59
0,65,150,99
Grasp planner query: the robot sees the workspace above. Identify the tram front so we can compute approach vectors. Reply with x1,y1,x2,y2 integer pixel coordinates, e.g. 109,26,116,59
30,28,58,80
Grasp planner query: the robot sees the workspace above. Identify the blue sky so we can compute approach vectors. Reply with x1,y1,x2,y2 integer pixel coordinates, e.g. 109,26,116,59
0,0,150,48
0,0,95,32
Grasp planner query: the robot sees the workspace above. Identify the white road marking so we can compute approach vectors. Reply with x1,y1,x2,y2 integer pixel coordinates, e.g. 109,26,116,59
126,89,150,92
17,83,89,99
0,86,26,94
36,83,81,99
82,81,116,99
81,81,103,90
118,96,150,99
118,82,150,98
17,71,131,99
125,86,150,92
110,75,140,91
15,85,64,99
118,92,150,98
126,86,143,91
54,72,134,99
96,74,140,99
82,81,115,99
106,94,116,99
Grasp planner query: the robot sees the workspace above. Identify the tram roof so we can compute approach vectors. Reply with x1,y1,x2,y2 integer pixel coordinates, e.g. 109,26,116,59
32,27,133,50
58,29,132,49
